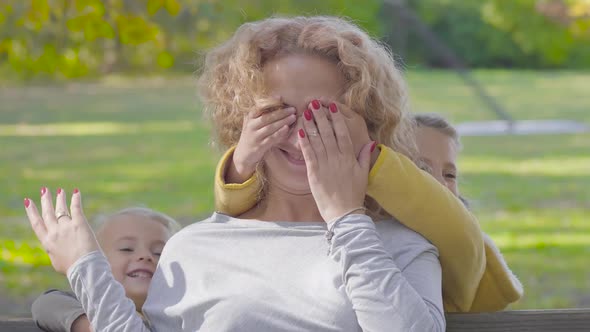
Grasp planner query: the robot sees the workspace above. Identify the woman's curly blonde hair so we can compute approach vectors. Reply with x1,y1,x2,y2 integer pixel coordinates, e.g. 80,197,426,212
198,16,418,219
198,15,416,157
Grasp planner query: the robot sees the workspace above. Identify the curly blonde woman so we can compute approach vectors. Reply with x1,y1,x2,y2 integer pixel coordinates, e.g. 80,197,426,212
24,16,449,331
210,19,522,314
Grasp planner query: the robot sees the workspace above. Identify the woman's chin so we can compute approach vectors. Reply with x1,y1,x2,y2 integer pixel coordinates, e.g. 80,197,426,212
268,180,312,196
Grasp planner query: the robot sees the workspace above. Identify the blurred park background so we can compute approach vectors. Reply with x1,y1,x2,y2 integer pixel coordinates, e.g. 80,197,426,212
1,0,589,317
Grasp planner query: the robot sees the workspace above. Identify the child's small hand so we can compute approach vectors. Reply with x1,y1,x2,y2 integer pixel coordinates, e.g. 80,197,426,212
24,188,100,275
228,105,297,183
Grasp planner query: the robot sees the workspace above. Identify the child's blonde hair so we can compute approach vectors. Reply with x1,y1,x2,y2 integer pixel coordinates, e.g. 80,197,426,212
93,207,181,235
198,16,418,219
414,113,462,150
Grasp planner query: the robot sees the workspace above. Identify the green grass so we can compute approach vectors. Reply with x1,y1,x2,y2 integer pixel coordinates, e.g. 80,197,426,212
407,70,590,123
1,70,589,315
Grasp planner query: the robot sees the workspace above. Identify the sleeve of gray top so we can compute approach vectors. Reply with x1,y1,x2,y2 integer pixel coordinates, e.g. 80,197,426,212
66,251,151,332
327,214,446,332
31,289,86,332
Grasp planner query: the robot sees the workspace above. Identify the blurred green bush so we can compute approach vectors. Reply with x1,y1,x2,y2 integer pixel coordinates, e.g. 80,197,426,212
0,0,589,80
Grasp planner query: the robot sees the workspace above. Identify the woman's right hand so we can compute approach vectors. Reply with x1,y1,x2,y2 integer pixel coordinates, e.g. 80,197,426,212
24,188,100,275
227,105,297,183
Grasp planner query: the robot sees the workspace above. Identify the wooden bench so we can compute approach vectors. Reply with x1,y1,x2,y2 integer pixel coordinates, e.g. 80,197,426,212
2,308,589,331
445,308,590,331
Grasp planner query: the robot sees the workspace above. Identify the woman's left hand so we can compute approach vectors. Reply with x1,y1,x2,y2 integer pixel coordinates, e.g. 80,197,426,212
298,100,375,223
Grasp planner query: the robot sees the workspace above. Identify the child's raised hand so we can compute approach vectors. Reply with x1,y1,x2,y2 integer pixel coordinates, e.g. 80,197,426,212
228,105,297,183
24,188,100,275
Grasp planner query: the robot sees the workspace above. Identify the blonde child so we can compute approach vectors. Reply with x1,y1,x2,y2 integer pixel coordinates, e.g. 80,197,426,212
413,113,522,311
31,205,180,332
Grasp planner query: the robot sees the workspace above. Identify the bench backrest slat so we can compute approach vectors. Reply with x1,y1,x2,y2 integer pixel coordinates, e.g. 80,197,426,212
446,308,590,332
0,318,40,332
2,309,590,331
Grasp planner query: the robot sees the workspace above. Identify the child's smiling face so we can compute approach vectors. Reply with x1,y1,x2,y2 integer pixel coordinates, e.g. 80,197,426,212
97,214,172,310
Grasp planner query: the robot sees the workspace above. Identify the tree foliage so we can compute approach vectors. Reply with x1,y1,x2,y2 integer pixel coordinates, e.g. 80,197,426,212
482,0,590,67
0,0,588,80
400,0,590,68
0,0,384,80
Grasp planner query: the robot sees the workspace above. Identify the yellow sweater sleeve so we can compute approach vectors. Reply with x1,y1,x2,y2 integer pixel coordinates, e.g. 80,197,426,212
368,144,522,312
367,144,485,312
469,234,523,312
214,145,523,311
213,146,260,216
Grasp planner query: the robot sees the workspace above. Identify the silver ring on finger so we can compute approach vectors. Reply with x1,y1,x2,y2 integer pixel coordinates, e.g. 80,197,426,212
308,129,319,137
55,210,71,221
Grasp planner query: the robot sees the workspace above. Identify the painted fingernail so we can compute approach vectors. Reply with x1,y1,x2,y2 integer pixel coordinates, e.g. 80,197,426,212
329,103,338,113
311,100,321,110
370,141,377,152
304,109,312,121
24,198,30,208
73,188,79,194
57,188,62,195
298,129,305,138
40,187,47,195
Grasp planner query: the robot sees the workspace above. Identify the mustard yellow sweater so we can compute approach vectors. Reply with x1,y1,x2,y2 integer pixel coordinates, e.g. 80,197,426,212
214,145,523,312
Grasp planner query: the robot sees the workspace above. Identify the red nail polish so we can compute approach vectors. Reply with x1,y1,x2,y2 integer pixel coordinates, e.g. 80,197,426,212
57,188,62,195
298,129,305,138
73,188,79,194
370,141,377,152
311,100,321,110
40,187,47,195
304,109,312,121
329,103,338,113
24,198,30,208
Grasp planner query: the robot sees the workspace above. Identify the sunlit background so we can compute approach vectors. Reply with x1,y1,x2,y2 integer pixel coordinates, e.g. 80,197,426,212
1,0,589,317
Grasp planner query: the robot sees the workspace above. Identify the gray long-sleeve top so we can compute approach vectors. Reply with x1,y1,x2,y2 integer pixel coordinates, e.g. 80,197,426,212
67,213,445,331
31,289,85,332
